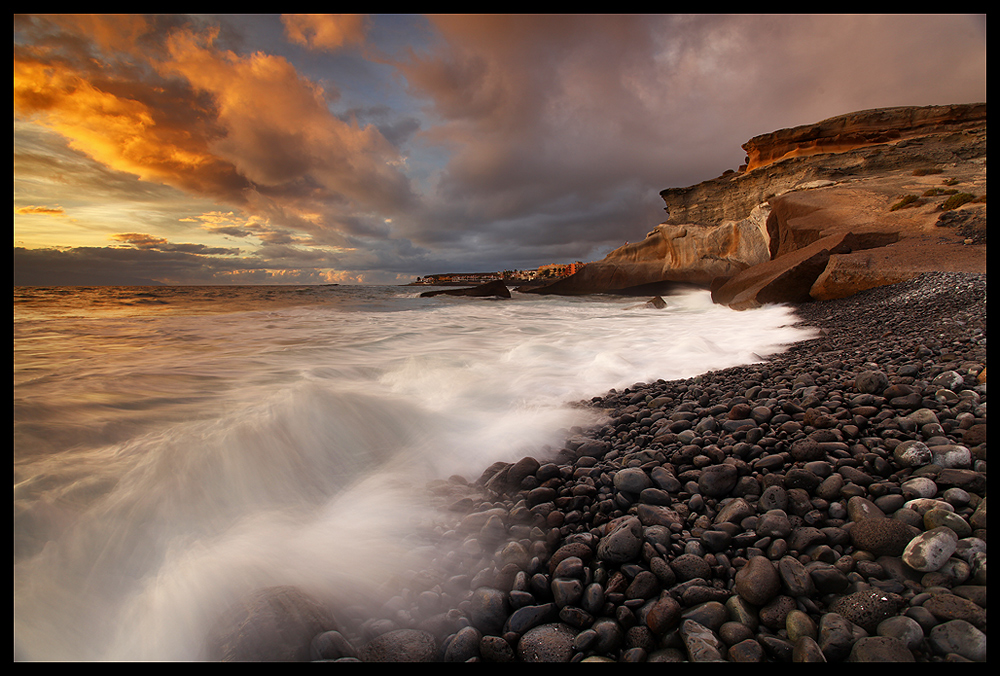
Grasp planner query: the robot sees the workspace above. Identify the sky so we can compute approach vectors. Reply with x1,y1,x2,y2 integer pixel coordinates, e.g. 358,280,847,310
13,14,987,286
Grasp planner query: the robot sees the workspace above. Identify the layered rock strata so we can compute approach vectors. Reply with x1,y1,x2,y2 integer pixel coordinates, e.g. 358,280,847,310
524,103,986,308
741,103,987,173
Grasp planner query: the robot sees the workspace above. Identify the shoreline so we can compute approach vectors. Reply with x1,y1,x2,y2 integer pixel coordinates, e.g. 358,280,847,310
213,272,987,662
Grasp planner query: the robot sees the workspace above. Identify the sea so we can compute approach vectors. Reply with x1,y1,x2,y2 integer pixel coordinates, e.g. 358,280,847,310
13,284,817,661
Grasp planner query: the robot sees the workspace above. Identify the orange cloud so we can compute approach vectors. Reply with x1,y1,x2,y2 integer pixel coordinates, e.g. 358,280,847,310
110,231,239,255
111,232,170,248
281,14,369,51
36,14,153,58
160,27,413,209
13,50,242,201
16,205,65,216
14,16,413,240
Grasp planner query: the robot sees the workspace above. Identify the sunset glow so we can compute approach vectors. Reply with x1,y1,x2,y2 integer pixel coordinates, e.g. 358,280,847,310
14,14,987,286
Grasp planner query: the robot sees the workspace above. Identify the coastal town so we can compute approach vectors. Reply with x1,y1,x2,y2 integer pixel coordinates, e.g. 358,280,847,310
411,261,586,286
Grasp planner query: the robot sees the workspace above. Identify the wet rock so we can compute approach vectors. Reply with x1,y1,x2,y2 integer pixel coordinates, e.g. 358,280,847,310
876,616,925,652
818,612,863,662
829,590,903,634
311,630,357,661
597,516,643,563
849,516,920,556
792,635,827,662
443,625,482,662
921,593,987,630
515,623,577,662
679,620,726,662
902,526,959,572
671,553,712,582
645,595,681,635
359,629,438,662
468,588,510,635
734,556,780,606
613,467,653,495
777,556,815,597
479,634,516,662
927,619,987,661
698,464,739,497
847,636,915,662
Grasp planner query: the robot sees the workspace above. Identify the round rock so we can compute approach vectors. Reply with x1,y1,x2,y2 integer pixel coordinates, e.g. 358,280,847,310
359,629,437,662
734,555,780,607
698,464,738,497
847,636,914,662
614,467,653,495
876,616,924,651
829,590,902,634
468,587,510,635
902,526,959,572
671,553,712,582
893,440,933,468
928,619,987,661
597,516,643,563
849,517,919,557
516,623,577,662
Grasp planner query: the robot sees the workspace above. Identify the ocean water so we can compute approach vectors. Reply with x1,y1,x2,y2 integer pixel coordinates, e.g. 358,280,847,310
13,284,816,661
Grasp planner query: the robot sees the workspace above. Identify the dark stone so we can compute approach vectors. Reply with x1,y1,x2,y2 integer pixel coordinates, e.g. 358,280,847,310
479,634,516,662
419,280,512,298
829,590,903,634
848,636,915,662
443,625,482,662
505,603,558,635
516,623,577,662
849,516,920,556
468,587,510,635
734,556,780,606
359,629,438,662
922,593,987,630
671,553,712,582
698,464,738,497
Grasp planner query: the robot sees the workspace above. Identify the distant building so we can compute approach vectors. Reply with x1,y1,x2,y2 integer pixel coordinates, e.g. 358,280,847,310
415,261,584,285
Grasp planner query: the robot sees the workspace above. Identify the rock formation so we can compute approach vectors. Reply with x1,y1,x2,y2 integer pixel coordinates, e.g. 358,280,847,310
420,280,512,299
524,103,987,308
741,103,987,173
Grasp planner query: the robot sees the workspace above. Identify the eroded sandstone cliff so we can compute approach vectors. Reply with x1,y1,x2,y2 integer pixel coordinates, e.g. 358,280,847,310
741,102,987,173
524,103,987,308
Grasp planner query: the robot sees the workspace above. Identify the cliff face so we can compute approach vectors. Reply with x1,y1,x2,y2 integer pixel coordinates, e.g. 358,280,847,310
741,102,987,173
529,206,772,295
525,103,987,307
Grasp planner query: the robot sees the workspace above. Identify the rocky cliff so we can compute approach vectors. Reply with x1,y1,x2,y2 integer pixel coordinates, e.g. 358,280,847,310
524,103,987,308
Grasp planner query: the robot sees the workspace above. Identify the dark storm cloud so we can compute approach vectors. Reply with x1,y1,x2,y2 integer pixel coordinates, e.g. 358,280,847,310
382,13,986,270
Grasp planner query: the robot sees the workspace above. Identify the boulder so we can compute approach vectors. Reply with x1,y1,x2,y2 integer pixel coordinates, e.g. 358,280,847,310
420,280,511,298
711,232,859,309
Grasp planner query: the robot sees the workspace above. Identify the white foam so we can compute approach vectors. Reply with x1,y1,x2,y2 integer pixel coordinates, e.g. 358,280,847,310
14,286,816,660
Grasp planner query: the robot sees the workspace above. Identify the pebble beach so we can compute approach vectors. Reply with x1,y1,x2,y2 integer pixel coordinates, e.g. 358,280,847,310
223,271,988,663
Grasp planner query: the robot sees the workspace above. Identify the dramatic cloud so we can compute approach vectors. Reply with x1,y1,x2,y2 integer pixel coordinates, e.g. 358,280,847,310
109,232,240,256
13,14,987,286
281,14,369,51
16,205,65,216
